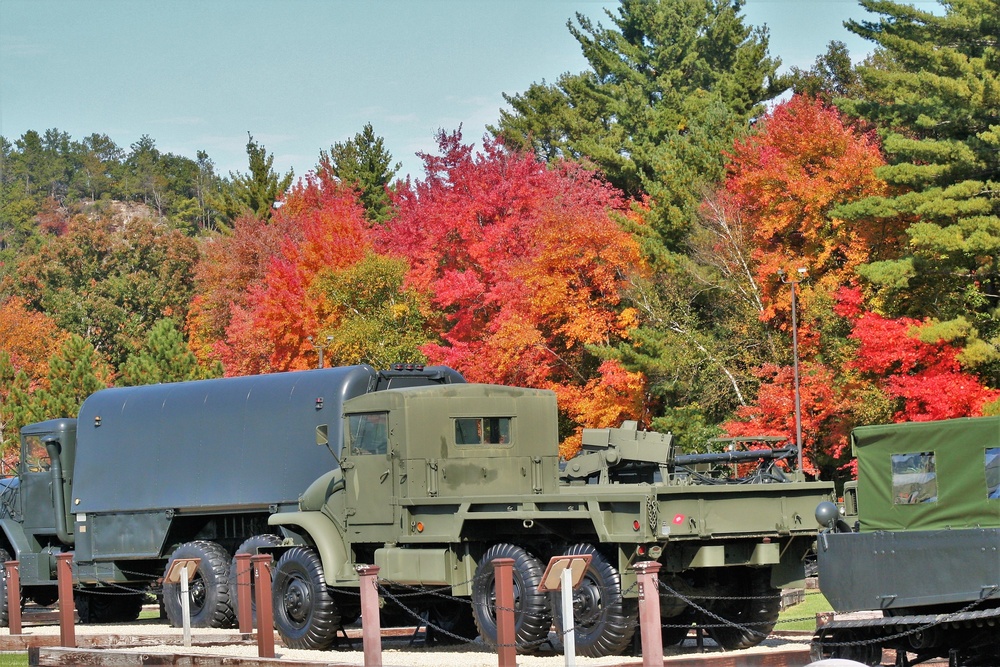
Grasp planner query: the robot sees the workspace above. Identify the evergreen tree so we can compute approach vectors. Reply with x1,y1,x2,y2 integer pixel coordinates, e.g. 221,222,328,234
21,335,111,422
222,133,294,222
493,0,786,250
319,123,400,224
120,318,211,385
124,135,169,215
834,0,1000,368
790,41,864,103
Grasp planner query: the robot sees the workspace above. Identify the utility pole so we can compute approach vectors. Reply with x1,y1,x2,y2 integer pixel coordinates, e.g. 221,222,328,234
307,336,333,369
778,267,808,475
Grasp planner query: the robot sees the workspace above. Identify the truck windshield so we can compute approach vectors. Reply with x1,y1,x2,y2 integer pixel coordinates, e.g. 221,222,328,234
22,435,51,473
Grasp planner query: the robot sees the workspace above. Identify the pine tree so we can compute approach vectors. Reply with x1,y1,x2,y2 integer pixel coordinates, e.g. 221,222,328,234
120,319,207,386
320,124,400,224
23,335,112,422
835,0,1000,348
493,0,786,250
222,133,294,221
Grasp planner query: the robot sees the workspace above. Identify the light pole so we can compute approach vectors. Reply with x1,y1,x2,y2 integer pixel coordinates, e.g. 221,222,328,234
307,336,333,369
778,267,808,475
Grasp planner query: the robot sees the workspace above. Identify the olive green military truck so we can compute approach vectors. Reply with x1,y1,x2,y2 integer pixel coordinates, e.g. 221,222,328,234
266,383,835,657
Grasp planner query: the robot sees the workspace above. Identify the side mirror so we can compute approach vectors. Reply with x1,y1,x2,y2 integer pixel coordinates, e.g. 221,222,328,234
315,424,329,446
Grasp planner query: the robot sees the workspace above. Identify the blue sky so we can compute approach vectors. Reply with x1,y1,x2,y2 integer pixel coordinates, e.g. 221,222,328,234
0,0,939,182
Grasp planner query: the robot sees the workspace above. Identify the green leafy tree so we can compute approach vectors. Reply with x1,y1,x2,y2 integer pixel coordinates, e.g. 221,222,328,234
13,211,199,370
834,0,1000,367
0,135,40,256
320,123,400,224
493,0,786,250
222,133,294,222
76,133,124,201
124,135,169,215
120,318,213,386
313,252,429,368
193,150,225,232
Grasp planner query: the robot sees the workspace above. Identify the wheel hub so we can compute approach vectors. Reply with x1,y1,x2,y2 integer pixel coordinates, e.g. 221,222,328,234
283,577,312,624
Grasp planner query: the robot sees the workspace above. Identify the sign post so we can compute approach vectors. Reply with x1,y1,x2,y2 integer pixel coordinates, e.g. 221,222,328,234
538,554,592,667
165,558,201,648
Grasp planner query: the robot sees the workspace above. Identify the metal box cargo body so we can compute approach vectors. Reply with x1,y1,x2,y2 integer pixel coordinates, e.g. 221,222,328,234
269,382,835,656
74,365,375,516
818,416,1000,613
0,364,462,624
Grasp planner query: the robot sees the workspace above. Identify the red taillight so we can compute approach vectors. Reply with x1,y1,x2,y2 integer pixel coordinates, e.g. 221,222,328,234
673,514,685,525
633,520,641,531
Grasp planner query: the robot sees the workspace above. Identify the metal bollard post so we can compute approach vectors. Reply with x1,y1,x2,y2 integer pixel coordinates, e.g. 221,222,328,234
55,552,75,647
251,554,274,658
236,552,253,633
634,560,663,667
493,557,516,667
4,561,21,635
357,565,382,667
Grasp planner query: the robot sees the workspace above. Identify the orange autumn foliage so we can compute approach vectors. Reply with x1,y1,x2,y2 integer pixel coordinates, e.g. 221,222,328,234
217,173,371,375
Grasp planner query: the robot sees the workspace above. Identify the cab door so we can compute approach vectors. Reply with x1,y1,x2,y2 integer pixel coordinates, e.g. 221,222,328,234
20,434,58,532
342,412,394,525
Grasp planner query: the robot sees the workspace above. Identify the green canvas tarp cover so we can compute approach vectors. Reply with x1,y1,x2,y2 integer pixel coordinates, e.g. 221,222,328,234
853,416,1000,532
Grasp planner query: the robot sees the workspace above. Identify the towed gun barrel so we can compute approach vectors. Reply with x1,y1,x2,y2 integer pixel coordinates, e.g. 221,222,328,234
561,423,796,484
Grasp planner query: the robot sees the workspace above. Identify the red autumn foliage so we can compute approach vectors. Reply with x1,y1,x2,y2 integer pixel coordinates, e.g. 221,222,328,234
724,95,899,334
847,299,1000,421
376,130,647,440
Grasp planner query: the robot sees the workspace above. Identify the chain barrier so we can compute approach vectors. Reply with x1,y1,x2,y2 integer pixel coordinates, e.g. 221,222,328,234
814,589,1000,650
8,550,843,655
657,580,773,639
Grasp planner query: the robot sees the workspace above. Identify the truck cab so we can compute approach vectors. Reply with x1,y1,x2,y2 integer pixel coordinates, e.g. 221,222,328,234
0,419,77,598
337,384,562,536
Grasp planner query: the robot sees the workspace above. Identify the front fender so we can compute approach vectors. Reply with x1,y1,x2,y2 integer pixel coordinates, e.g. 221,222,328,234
268,510,356,585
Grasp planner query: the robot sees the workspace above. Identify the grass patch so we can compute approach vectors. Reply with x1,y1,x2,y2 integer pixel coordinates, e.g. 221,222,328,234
0,653,27,667
776,588,833,632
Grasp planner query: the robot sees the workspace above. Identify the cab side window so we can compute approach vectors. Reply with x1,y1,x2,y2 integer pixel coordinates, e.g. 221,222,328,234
347,413,388,455
455,417,511,445
986,448,1000,499
891,452,936,504
23,436,50,473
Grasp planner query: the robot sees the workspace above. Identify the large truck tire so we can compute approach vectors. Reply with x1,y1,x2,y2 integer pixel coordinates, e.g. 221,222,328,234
228,534,283,625
471,543,551,654
551,543,637,658
703,566,780,650
76,589,145,624
272,546,341,650
163,540,235,628
425,597,479,644
25,587,59,607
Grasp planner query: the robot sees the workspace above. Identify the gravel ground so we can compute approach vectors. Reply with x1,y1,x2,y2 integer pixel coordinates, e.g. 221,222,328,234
6,616,814,666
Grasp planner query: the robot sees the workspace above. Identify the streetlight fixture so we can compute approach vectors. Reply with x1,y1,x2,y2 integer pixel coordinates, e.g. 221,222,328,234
307,336,333,369
778,267,808,475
